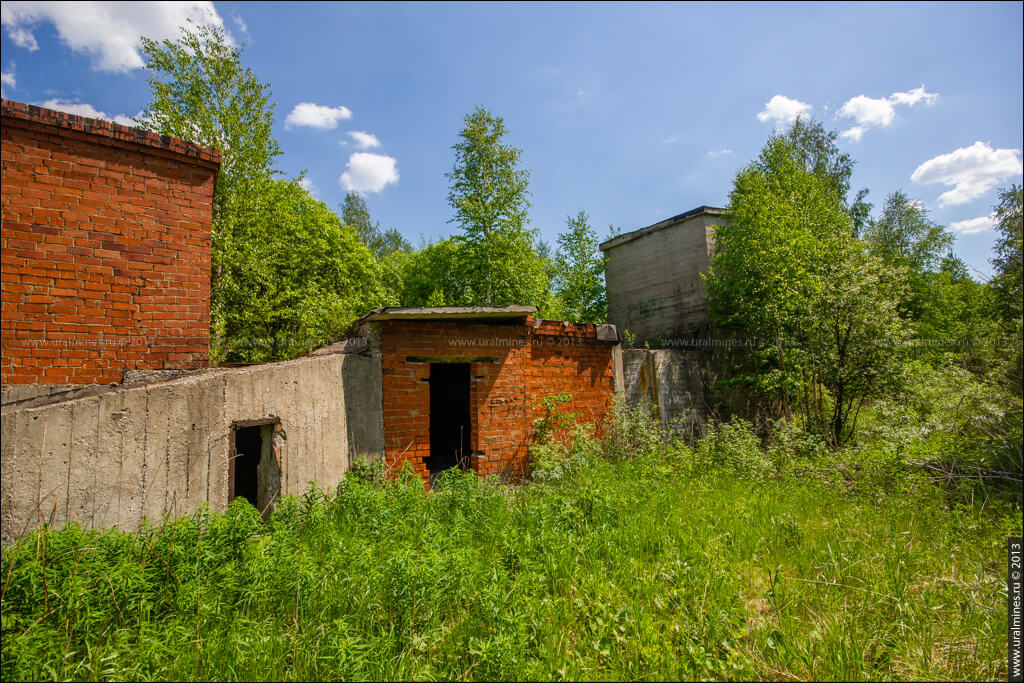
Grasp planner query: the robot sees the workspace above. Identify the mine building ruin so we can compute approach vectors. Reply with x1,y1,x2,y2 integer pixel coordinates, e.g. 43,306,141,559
1,99,741,544
1,101,626,543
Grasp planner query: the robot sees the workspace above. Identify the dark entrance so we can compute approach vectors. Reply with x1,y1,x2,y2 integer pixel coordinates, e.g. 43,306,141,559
428,363,471,478
229,420,281,517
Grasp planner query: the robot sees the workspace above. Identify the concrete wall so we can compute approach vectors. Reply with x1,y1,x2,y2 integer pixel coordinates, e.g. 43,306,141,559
1,349,383,544
621,348,749,434
602,207,725,346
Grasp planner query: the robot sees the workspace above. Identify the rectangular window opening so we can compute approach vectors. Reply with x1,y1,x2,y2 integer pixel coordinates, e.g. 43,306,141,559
230,419,281,518
428,363,471,483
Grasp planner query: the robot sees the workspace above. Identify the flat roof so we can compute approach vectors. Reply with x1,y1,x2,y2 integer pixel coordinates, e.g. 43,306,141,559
358,305,538,322
599,205,724,252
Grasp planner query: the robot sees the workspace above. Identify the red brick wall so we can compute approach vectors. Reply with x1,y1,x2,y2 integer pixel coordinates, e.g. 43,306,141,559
1,100,220,385
381,317,617,480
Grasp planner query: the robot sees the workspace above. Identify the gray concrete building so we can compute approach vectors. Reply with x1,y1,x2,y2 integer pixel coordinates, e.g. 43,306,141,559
600,206,725,346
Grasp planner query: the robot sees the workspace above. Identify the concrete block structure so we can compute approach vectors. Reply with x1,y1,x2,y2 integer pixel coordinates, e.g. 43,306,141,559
1,350,383,545
354,307,621,481
1,99,219,391
600,206,724,346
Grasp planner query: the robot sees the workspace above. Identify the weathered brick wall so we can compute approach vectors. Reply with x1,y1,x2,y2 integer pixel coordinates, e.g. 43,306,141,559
1,100,220,384
381,317,617,479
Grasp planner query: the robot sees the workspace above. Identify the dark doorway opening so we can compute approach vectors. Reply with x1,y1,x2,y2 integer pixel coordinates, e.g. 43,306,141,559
429,363,471,479
230,420,281,518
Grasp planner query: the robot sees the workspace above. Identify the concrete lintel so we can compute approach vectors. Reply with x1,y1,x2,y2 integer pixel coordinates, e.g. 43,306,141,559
405,355,501,364
360,305,537,321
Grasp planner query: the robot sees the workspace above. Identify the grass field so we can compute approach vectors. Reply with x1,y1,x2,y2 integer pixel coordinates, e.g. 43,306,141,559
1,418,1019,681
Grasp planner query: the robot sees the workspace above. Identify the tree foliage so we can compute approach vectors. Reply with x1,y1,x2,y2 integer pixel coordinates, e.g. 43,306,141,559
706,124,908,445
778,116,872,232
138,21,280,216
806,245,908,446
862,191,956,322
990,184,1023,394
863,191,953,275
991,184,1023,325
138,23,386,361
138,22,282,359
219,180,388,362
444,106,551,310
399,238,470,308
340,192,410,260
340,191,409,306
553,211,607,323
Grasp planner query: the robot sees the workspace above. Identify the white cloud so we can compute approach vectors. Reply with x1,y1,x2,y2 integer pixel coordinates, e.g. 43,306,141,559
839,94,898,128
756,95,811,126
911,141,1023,207
950,215,994,235
4,24,37,50
231,13,248,37
1,1,226,72
838,85,938,141
663,134,680,144
1,70,14,97
285,102,353,130
298,176,318,197
36,98,138,127
348,130,381,150
840,125,867,142
890,85,939,107
339,152,398,193
706,148,733,157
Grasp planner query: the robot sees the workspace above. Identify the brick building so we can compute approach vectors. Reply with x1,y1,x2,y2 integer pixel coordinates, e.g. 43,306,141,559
1,99,219,389
352,306,622,481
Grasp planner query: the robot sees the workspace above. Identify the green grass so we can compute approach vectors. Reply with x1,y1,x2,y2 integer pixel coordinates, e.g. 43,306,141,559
2,426,1019,681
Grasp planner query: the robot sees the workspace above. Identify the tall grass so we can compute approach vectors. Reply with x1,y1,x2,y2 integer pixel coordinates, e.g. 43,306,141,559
2,408,1019,681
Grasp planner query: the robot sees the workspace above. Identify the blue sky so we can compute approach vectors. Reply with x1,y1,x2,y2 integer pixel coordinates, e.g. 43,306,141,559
2,1,1021,277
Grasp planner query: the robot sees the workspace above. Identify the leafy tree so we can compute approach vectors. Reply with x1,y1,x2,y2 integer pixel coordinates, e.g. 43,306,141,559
138,23,389,361
781,116,872,232
706,128,908,445
219,180,388,362
553,211,607,323
536,239,563,319
399,238,470,307
990,184,1023,394
863,191,952,273
138,22,280,202
137,21,282,360
340,192,410,259
340,191,409,305
783,117,855,201
862,191,954,321
991,184,1023,325
807,245,908,446
445,106,551,309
